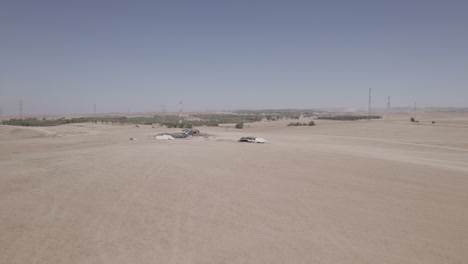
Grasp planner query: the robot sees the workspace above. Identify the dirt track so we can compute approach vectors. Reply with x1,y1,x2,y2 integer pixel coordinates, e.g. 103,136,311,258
1,116,467,263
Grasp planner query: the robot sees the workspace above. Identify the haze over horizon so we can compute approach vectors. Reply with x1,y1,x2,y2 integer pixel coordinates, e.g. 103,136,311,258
1,0,467,116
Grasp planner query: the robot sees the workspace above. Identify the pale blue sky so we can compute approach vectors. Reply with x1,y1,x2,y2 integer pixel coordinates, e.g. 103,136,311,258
1,0,467,115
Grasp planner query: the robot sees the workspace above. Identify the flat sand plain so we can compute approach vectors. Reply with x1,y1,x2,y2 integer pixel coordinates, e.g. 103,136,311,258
1,115,467,264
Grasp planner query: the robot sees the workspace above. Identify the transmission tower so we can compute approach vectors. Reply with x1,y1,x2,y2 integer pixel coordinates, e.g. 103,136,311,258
368,88,371,120
179,100,183,123
161,104,167,122
19,100,23,118
414,102,417,119
387,96,391,111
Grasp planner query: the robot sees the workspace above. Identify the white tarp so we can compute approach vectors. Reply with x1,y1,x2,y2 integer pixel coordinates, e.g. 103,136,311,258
155,135,175,140
254,137,267,143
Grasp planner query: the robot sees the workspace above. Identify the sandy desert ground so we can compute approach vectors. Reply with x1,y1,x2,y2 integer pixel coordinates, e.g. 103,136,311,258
1,115,467,264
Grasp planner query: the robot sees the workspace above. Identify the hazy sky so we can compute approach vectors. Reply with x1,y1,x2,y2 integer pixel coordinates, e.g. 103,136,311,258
1,0,467,115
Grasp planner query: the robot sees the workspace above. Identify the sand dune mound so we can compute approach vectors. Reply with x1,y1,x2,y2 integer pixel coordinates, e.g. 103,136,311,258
0,126,56,141
0,124,103,141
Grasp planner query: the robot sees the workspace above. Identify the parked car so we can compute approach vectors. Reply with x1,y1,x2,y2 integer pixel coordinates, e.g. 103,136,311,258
239,137,267,143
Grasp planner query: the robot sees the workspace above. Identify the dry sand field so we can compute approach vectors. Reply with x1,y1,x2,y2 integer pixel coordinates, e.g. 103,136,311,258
1,115,468,263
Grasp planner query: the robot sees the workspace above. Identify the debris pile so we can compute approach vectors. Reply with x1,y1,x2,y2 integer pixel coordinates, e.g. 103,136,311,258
153,129,204,140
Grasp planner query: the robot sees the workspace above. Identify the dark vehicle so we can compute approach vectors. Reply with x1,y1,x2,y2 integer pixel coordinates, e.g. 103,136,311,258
239,137,267,143
239,137,256,142
182,129,200,135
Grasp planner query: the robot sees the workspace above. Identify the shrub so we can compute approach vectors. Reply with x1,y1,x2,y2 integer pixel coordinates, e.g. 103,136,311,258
410,117,415,122
287,122,302,126
308,121,316,126
235,122,244,129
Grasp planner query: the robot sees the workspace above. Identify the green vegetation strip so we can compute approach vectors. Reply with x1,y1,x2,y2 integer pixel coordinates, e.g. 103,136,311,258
317,115,382,121
1,116,216,128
